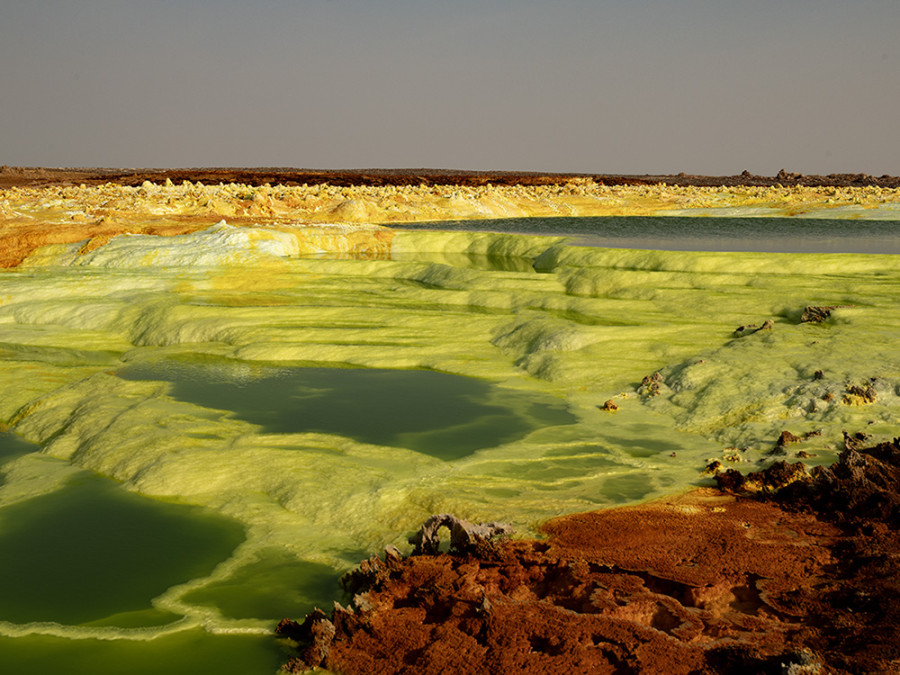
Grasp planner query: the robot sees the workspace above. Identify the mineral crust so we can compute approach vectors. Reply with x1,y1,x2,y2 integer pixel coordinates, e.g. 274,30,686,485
280,440,900,674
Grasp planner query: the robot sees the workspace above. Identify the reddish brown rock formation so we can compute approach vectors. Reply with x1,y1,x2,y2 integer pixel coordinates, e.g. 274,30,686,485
843,383,878,406
279,440,900,674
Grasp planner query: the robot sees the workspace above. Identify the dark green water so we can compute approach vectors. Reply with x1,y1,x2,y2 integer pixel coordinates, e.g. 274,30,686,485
0,631,285,675
182,548,342,621
117,361,576,461
0,472,245,625
395,216,900,254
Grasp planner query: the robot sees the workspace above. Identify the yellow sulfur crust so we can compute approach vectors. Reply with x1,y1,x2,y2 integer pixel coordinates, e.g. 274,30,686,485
1,180,898,267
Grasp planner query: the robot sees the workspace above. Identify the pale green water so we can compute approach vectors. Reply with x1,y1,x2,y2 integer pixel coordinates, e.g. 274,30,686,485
0,219,898,673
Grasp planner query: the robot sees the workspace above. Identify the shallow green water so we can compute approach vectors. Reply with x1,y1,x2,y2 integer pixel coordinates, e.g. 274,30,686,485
181,548,342,621
0,631,286,675
0,472,244,625
118,361,576,460
0,222,898,673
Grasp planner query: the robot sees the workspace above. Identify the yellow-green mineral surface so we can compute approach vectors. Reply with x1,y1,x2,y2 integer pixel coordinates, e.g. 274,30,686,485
0,182,897,674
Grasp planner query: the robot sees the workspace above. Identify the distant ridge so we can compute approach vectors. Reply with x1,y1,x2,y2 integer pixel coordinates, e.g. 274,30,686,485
1,165,897,189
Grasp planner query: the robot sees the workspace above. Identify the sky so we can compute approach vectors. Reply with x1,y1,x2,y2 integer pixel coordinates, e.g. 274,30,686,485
1,0,898,175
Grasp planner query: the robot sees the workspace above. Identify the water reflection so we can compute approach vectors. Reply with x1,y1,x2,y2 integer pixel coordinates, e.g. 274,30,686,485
396,216,900,254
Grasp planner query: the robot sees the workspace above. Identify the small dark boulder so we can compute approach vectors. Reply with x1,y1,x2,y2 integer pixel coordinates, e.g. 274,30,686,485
801,305,854,323
638,371,663,397
733,319,773,337
776,430,801,448
843,383,876,406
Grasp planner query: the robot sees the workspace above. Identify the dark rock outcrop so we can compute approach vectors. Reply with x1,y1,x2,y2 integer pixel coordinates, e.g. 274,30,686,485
276,608,336,672
800,305,854,323
638,371,663,397
843,382,877,405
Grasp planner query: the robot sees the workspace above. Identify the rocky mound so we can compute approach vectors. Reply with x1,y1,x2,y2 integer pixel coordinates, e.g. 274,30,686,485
277,439,900,674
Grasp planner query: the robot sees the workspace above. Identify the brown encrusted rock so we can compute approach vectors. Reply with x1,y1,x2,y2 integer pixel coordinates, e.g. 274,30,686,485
409,514,514,556
769,430,807,456
638,371,663,397
384,544,403,565
778,431,801,445
801,306,833,323
703,460,724,475
277,608,335,670
280,657,309,674
600,399,619,411
279,439,900,675
776,431,802,449
801,305,854,323
340,555,391,598
843,383,877,406
843,430,872,452
777,168,803,181
778,440,900,528
720,438,900,528
275,618,304,642
715,460,810,494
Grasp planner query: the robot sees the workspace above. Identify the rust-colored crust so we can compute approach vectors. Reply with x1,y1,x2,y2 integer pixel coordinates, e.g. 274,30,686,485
281,443,900,674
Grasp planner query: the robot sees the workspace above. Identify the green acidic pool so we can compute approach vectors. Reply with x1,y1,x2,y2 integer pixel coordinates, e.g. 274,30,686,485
181,547,342,621
117,360,576,461
0,630,285,675
0,472,245,625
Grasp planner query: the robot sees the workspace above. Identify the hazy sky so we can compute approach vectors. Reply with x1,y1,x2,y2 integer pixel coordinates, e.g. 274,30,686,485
2,0,898,174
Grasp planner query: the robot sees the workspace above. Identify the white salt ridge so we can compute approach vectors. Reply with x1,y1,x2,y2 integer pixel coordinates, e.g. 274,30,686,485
81,222,302,267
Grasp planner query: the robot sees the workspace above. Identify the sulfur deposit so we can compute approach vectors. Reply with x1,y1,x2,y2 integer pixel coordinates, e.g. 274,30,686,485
0,179,898,675
2,180,899,267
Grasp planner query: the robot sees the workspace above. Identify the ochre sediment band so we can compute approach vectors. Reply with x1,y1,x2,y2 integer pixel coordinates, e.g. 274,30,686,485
2,180,898,267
